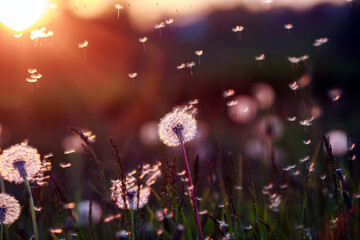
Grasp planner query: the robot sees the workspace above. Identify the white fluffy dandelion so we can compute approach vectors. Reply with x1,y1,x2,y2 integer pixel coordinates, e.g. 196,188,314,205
0,193,21,225
158,106,197,147
0,143,41,184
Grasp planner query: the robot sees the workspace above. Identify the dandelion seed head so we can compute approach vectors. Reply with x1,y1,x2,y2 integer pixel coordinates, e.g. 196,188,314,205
158,106,197,147
110,163,160,210
0,193,21,225
0,143,41,184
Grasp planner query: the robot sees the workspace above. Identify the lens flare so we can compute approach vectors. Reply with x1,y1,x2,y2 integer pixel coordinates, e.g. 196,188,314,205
0,0,50,32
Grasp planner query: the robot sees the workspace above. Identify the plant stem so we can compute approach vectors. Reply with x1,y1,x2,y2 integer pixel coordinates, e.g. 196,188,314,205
130,208,135,240
1,223,3,240
24,176,39,240
179,140,204,240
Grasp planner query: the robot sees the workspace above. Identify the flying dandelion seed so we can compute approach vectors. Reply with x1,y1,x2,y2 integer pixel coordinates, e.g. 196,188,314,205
232,25,244,39
288,57,301,70
64,148,76,155
114,3,124,19
283,164,296,171
49,3,57,17
13,32,22,48
128,72,138,87
34,206,42,212
186,61,196,76
154,22,165,38
288,81,299,92
188,99,199,105
287,116,297,122
28,68,37,74
195,50,203,64
60,162,71,168
284,24,293,37
299,155,311,163
0,193,21,225
223,89,235,98
303,139,311,145
30,27,53,46
0,143,41,184
328,88,342,102
299,119,311,126
165,18,174,32
78,40,88,58
198,210,208,215
262,0,273,12
139,36,148,52
255,54,265,68
313,37,329,50
32,159,51,186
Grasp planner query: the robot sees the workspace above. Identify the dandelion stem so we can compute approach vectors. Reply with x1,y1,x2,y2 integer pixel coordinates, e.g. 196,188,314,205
1,223,3,240
24,175,39,240
130,208,135,240
179,139,204,240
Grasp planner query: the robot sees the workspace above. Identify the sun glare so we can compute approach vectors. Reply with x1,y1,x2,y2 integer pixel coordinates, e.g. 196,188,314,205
0,0,49,32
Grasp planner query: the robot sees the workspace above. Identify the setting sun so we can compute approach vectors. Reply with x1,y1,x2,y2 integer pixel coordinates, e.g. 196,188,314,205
0,0,49,31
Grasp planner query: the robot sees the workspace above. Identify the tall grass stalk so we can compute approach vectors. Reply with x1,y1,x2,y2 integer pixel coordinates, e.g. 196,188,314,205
23,175,39,240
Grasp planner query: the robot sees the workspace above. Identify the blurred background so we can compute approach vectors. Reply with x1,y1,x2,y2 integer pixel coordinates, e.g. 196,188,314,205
0,0,359,209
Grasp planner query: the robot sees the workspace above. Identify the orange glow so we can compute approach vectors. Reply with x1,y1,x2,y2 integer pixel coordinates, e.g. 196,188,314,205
0,0,50,31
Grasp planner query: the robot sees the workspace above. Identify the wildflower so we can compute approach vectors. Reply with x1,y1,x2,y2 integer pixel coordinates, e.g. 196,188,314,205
158,106,197,147
0,143,41,184
0,193,21,224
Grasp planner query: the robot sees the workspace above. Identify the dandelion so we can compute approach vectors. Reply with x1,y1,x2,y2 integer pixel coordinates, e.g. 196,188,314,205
186,61,196,76
78,40,88,58
0,193,21,226
154,22,165,38
195,50,203,64
128,72,138,87
255,54,265,68
158,106,203,240
139,36,148,52
165,18,174,32
232,25,244,39
114,3,124,19
0,143,41,240
49,3,57,17
284,24,293,37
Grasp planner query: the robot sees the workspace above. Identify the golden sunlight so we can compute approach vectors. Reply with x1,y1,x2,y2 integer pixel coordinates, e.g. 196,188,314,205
0,0,49,31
